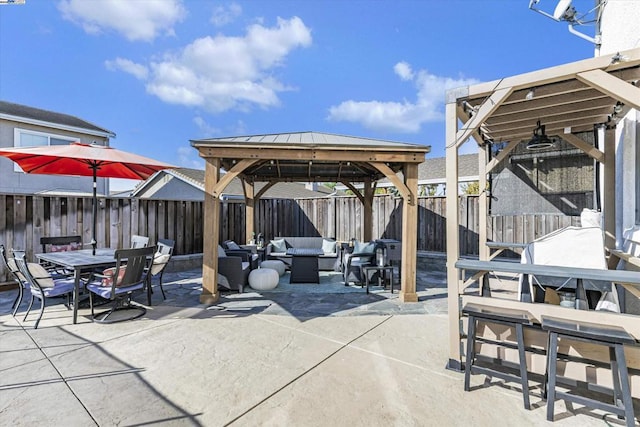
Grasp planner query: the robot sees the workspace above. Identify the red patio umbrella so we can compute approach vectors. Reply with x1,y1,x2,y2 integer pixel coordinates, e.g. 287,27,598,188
0,142,176,254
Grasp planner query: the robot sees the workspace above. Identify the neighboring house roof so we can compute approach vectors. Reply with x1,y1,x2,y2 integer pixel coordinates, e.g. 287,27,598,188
131,168,335,200
0,100,115,138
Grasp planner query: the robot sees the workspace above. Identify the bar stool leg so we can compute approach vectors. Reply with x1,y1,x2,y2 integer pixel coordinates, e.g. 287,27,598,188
546,332,559,422
609,346,622,413
614,344,635,427
464,316,477,392
515,323,530,410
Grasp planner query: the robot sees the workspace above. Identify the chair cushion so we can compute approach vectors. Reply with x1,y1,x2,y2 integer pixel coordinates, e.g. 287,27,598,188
43,279,75,297
27,263,55,288
322,238,337,254
88,282,144,299
218,245,227,257
226,241,242,250
101,266,127,287
270,238,287,253
151,253,171,275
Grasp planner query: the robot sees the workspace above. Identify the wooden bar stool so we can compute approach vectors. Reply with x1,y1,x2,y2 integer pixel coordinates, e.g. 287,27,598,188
542,316,637,426
463,303,534,410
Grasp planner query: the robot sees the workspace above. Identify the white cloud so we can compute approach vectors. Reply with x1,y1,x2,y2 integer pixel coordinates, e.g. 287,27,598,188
58,0,186,42
114,16,312,113
328,62,479,133
193,116,221,136
394,61,413,81
105,58,149,80
211,2,242,26
177,146,204,169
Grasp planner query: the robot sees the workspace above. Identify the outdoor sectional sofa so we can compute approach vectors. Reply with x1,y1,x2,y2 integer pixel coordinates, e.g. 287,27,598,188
265,237,341,271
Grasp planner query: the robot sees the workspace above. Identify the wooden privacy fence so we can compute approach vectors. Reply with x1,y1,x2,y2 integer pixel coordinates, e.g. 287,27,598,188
1,193,580,281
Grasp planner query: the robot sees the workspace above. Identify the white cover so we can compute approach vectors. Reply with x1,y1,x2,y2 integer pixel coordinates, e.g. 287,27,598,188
519,226,619,311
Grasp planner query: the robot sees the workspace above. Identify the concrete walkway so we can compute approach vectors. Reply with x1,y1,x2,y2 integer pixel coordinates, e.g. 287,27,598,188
0,268,621,426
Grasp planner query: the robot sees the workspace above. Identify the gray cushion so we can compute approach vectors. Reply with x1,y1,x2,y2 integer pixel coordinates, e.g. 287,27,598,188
218,245,227,257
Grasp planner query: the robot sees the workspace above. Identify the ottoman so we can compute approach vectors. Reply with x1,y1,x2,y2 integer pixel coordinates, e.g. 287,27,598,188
260,260,286,276
249,268,279,290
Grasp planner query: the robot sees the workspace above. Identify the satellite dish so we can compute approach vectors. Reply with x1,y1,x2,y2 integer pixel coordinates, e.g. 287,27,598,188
553,0,575,21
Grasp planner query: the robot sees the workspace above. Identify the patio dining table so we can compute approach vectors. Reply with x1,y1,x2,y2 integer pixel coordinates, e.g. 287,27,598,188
36,248,117,324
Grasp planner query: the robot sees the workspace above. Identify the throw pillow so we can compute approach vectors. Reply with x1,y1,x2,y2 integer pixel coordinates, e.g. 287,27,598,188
101,266,127,287
270,238,287,253
226,241,241,250
218,245,227,257
151,252,171,275
322,238,337,254
354,240,375,254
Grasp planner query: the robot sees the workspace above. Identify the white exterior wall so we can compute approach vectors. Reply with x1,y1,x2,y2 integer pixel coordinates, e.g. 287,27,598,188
598,0,640,243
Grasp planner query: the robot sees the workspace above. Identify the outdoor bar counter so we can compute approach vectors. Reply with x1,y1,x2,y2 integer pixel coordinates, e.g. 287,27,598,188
451,257,640,398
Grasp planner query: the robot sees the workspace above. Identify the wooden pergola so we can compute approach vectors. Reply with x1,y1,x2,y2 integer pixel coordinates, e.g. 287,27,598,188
445,47,640,370
191,132,430,304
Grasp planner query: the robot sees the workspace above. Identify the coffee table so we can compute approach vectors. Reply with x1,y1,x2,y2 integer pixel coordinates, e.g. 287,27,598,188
287,248,323,283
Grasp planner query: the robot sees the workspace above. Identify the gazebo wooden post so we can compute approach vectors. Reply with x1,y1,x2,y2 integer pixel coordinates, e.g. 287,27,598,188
363,178,373,242
243,179,255,244
477,143,489,297
200,157,221,304
445,101,462,370
399,163,419,302
603,126,616,249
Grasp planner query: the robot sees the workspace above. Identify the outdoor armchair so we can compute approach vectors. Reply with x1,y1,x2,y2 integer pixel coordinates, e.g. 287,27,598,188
218,245,250,293
149,238,175,300
343,241,378,286
13,250,75,329
1,244,28,317
223,240,259,269
85,246,156,323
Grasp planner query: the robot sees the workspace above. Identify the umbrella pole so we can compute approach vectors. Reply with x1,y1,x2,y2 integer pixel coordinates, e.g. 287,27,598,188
92,168,97,256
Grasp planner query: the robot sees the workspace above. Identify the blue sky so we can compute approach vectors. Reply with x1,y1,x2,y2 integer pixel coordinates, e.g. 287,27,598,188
0,1,596,189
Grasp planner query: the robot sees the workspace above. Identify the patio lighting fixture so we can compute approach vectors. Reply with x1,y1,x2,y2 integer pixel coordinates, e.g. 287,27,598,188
526,120,555,151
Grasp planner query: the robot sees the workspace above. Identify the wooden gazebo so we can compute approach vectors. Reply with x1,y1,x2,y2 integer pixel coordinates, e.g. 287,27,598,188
191,132,430,304
445,48,640,370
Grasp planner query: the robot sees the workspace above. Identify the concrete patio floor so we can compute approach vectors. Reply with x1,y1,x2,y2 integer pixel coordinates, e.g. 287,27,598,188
0,267,628,426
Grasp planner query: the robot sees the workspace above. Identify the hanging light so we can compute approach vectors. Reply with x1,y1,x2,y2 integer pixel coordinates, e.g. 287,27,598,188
526,120,555,150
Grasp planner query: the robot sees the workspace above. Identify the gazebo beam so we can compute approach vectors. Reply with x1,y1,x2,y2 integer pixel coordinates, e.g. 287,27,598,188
370,162,412,203
455,87,513,149
212,159,260,197
562,133,605,163
198,147,424,163
576,69,640,110
363,178,373,242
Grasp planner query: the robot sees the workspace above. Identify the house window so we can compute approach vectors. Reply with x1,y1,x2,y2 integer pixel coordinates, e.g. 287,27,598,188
13,128,76,171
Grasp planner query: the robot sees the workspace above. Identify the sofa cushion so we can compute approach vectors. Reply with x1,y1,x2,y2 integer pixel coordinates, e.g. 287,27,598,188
226,240,242,250
218,245,227,257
